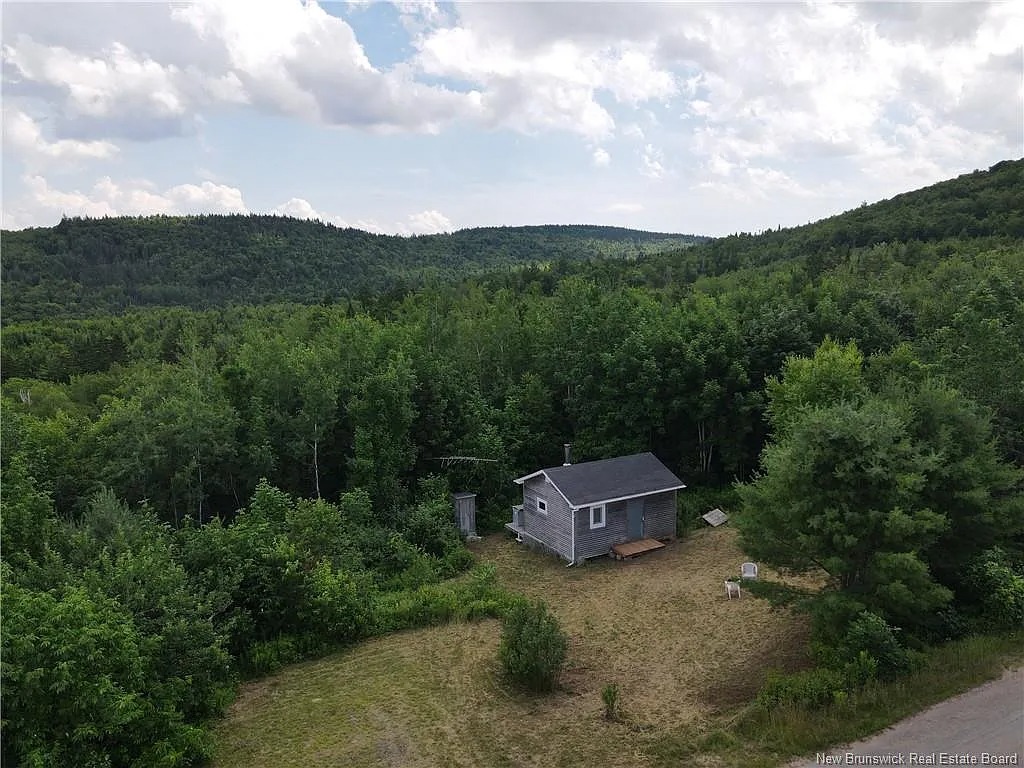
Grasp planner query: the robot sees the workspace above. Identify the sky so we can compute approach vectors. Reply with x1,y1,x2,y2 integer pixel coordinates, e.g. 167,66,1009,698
2,1,1022,237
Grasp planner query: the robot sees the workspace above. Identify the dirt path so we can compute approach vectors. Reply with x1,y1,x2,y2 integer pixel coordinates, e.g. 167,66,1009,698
790,667,1023,766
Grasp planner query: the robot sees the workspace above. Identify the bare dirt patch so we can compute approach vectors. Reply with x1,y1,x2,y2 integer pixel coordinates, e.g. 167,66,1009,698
214,526,811,768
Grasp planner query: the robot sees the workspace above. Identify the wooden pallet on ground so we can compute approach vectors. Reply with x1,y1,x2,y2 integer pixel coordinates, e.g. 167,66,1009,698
610,538,666,560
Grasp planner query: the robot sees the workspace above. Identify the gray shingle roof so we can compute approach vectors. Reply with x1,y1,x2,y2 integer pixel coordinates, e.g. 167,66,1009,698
530,452,684,507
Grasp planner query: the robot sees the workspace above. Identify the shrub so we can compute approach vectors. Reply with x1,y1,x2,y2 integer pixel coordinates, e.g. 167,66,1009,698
808,592,869,646
839,611,918,680
964,548,1024,631
382,548,443,591
840,650,879,688
438,545,475,578
602,683,620,721
499,599,568,693
300,561,375,646
927,606,972,643
467,562,498,595
372,566,516,634
403,497,461,559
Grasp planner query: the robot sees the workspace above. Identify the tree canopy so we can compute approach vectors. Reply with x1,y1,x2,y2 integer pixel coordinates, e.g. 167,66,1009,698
739,340,1022,638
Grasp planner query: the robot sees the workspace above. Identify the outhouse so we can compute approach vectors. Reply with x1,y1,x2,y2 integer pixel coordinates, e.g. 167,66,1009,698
452,492,477,537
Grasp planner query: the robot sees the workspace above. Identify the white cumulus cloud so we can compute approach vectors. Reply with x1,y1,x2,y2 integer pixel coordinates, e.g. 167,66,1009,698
403,209,453,235
4,108,119,164
171,0,479,133
272,197,349,227
5,174,249,228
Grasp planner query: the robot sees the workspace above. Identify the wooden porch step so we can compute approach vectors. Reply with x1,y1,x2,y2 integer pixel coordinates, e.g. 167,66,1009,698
610,538,666,560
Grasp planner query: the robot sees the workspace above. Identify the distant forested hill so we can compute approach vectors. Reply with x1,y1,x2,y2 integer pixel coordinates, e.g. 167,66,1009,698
602,158,1024,285
0,218,704,321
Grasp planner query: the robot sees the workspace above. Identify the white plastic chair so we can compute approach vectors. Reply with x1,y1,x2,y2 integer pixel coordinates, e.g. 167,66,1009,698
725,580,741,599
741,562,758,580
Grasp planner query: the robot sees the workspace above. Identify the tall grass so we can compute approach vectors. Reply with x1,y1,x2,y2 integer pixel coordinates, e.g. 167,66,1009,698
373,563,523,634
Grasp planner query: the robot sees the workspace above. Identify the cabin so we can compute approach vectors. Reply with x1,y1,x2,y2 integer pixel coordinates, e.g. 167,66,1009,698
506,449,685,563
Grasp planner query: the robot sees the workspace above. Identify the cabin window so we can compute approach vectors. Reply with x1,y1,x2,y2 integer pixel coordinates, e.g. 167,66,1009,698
589,504,606,529
536,498,548,514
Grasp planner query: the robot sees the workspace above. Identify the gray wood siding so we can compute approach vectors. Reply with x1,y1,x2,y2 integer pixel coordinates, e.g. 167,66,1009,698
522,476,573,560
574,500,628,559
644,490,677,539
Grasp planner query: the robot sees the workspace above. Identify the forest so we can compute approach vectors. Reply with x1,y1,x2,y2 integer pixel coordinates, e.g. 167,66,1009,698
2,158,1022,766
0,219,704,322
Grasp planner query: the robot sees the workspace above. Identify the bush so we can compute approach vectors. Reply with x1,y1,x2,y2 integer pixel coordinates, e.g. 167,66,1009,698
403,497,462,559
444,544,476,574
808,592,870,646
839,611,918,680
299,561,375,646
464,597,507,620
926,606,972,643
964,548,1024,631
499,599,568,693
2,581,217,768
602,683,620,721
840,650,879,688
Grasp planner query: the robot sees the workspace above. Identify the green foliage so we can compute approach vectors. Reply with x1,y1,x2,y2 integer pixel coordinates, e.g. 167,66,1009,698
372,564,517,634
299,561,375,648
0,458,56,568
242,636,302,676
402,496,461,559
835,612,919,681
725,631,1024,764
348,351,417,516
760,622,914,710
1,579,217,768
499,599,568,693
740,338,1019,642
898,381,1024,594
766,338,865,435
757,667,852,710
963,548,1024,631
739,395,952,620
602,683,621,721
83,354,240,524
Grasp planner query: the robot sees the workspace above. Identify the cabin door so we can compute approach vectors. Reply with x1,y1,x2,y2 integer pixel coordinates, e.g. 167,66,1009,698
627,498,644,540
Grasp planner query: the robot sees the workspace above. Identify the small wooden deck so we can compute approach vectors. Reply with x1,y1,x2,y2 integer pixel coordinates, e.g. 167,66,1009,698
610,538,666,560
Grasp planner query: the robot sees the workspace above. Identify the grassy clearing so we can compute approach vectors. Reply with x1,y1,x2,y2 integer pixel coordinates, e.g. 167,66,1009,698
213,526,810,767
